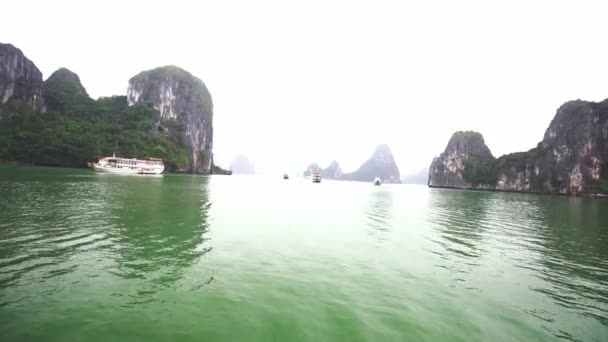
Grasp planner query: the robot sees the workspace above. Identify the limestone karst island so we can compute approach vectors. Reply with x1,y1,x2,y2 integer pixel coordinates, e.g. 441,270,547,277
2,41,606,196
429,100,608,195
0,43,229,175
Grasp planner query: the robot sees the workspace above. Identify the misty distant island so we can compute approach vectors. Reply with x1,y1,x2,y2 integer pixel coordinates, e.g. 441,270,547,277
230,155,255,175
304,144,401,183
1,41,607,195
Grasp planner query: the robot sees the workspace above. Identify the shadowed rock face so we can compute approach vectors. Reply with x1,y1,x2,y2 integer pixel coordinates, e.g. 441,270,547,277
428,131,494,188
496,100,608,194
127,66,213,173
44,68,91,112
0,43,45,111
542,100,608,192
429,99,608,194
343,145,400,183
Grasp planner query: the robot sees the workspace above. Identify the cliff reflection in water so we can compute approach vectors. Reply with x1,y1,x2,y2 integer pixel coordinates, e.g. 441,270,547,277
426,188,608,335
107,175,213,293
427,189,490,266
529,197,608,329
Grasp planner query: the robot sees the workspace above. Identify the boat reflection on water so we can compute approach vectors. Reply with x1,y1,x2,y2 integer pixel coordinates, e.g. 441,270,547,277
364,187,394,243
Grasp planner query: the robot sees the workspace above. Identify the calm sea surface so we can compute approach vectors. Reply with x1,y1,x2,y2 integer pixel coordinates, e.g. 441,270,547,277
1,166,607,341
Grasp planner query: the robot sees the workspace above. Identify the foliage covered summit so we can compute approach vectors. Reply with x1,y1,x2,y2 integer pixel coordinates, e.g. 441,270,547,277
0,70,190,171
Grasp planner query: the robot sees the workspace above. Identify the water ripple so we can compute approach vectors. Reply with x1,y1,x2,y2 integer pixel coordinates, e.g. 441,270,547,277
1,169,607,342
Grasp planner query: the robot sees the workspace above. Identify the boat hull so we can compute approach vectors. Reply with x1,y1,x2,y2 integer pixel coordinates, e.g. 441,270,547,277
93,164,164,175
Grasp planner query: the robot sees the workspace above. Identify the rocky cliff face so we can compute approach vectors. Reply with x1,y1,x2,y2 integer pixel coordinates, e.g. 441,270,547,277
343,145,400,183
496,100,608,194
428,131,494,188
429,99,608,195
230,155,255,174
0,43,45,111
127,66,213,173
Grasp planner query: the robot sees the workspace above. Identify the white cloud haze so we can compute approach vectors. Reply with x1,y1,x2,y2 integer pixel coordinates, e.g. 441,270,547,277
3,0,608,176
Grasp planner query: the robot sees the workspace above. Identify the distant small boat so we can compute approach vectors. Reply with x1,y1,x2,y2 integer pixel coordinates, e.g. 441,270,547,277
312,172,322,183
373,177,382,186
283,173,289,180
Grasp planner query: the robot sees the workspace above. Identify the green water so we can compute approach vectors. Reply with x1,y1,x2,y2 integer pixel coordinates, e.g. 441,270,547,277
1,166,607,341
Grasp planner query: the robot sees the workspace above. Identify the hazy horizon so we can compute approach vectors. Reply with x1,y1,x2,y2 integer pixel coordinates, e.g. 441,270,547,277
4,0,608,176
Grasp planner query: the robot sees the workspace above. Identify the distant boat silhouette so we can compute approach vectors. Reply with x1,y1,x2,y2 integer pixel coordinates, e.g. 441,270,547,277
312,172,321,183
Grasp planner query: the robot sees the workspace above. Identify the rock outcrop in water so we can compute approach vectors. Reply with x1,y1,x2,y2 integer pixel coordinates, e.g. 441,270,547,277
304,146,400,183
0,43,45,111
343,144,400,183
127,66,214,173
429,99,608,195
211,164,232,175
303,160,342,179
428,131,495,188
230,155,255,174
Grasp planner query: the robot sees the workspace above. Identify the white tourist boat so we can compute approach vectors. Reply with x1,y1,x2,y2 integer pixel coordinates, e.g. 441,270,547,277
89,155,165,175
312,172,322,183
373,177,382,186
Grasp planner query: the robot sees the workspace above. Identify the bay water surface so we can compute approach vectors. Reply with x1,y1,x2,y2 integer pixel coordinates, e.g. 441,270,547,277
1,166,607,341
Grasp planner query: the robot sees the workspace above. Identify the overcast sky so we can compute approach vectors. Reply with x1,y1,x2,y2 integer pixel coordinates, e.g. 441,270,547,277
3,0,608,176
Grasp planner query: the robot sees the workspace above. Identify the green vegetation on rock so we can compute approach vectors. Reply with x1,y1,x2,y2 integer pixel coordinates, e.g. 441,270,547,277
44,68,92,112
462,156,497,186
431,99,608,195
587,166,608,194
0,71,190,171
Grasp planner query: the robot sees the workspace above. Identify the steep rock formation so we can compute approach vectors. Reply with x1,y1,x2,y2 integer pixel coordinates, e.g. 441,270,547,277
127,66,213,173
230,155,255,174
429,99,608,195
0,43,45,111
44,68,92,112
496,100,608,193
303,160,343,179
343,145,400,183
428,131,494,188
